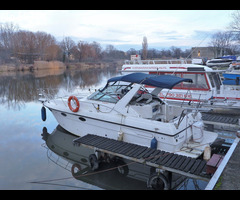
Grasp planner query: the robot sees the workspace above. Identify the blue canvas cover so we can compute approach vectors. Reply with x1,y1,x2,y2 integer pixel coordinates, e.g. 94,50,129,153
108,73,192,89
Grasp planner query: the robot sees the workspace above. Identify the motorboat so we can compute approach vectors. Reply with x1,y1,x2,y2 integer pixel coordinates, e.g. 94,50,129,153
121,60,240,113
39,73,218,158
206,56,237,68
206,58,232,68
223,57,240,85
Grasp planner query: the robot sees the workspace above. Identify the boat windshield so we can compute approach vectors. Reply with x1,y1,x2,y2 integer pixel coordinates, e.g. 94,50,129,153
89,83,132,103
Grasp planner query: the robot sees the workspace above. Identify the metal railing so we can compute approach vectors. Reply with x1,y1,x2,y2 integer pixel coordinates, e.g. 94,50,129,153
124,59,192,65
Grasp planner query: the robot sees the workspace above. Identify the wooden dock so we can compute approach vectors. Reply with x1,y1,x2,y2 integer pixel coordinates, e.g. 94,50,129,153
73,134,212,182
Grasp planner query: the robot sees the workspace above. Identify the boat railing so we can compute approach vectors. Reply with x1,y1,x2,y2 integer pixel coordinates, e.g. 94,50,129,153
124,59,192,65
38,87,94,107
41,143,73,172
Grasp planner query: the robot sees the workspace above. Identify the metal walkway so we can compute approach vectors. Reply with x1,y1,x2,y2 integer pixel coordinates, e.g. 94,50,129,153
202,113,240,129
73,134,211,182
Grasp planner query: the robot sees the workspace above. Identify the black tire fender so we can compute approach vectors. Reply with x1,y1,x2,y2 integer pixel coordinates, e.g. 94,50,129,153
89,154,99,171
147,172,170,190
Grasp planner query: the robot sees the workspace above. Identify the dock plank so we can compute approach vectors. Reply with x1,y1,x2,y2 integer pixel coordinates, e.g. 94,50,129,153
131,146,149,158
190,159,202,174
173,156,187,169
158,153,174,165
165,154,179,167
184,159,196,172
179,157,192,171
195,160,207,175
147,150,164,162
126,145,145,157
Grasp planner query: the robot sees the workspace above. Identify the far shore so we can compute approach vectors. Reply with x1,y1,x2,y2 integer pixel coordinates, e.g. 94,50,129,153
0,60,121,76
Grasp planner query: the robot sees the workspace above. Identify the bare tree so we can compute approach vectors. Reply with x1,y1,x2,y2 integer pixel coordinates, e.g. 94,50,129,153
228,10,240,45
0,22,19,63
91,41,102,61
170,46,182,58
209,31,233,57
60,37,75,62
0,22,19,50
230,11,240,31
142,36,148,60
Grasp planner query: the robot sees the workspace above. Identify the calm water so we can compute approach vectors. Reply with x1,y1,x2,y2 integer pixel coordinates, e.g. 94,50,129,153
0,66,207,190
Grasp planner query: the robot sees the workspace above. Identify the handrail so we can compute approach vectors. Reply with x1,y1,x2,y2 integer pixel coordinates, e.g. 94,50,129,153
124,59,191,65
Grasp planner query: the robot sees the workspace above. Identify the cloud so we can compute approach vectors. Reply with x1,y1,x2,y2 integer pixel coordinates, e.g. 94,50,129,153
0,10,234,50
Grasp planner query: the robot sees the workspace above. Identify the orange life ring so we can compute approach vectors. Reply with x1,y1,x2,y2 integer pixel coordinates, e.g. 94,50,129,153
68,96,80,112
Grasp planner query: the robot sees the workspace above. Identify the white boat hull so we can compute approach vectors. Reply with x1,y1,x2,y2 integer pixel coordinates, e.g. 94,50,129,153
46,103,217,158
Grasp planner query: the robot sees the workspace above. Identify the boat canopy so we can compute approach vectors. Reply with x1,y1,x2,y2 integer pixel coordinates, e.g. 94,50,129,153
107,73,193,89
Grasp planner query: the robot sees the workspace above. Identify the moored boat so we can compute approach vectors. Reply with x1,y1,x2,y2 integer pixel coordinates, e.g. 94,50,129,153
39,73,218,158
121,59,240,113
223,57,240,85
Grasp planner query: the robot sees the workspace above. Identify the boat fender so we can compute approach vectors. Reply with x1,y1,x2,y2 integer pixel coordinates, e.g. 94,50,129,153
68,96,80,112
203,145,211,161
71,163,81,177
147,172,170,190
150,137,157,149
89,154,99,171
41,106,46,121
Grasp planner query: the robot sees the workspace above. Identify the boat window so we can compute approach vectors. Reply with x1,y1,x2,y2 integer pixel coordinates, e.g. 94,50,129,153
182,73,208,89
211,72,222,90
149,72,166,75
89,84,132,103
208,73,215,88
171,73,208,90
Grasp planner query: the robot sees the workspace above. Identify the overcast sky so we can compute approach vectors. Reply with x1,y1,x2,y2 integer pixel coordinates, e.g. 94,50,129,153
0,10,235,50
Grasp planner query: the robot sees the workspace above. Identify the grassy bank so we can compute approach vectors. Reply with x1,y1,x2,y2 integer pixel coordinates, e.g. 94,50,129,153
66,60,122,71
0,60,122,73
0,61,65,72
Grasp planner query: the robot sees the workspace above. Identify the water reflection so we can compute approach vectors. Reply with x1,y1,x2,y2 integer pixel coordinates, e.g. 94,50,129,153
41,125,190,190
0,66,118,110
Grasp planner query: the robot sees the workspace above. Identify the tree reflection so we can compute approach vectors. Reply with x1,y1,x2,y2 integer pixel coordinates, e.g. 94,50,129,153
0,66,118,110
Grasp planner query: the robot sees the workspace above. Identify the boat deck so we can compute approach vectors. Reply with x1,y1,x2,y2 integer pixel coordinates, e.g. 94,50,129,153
73,134,212,181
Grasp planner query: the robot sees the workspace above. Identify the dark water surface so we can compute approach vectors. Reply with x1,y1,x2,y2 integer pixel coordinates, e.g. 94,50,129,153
0,67,207,190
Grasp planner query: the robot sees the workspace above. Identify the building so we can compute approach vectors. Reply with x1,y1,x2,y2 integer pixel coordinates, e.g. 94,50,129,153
191,47,222,59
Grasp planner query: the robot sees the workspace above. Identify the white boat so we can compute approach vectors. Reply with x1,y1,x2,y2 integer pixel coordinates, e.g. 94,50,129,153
121,59,240,113
39,73,218,158
206,58,233,67
222,58,240,85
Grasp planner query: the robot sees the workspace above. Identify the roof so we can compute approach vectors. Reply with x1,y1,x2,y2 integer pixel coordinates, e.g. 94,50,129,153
107,73,192,89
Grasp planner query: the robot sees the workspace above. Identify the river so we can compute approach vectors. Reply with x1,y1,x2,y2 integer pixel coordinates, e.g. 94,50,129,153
0,66,208,190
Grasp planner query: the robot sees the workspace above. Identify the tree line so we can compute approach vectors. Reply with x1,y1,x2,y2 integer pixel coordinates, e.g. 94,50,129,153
0,22,193,65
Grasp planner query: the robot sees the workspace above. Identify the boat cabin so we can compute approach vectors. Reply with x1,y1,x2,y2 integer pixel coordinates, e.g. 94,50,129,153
122,62,223,96
88,73,193,122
